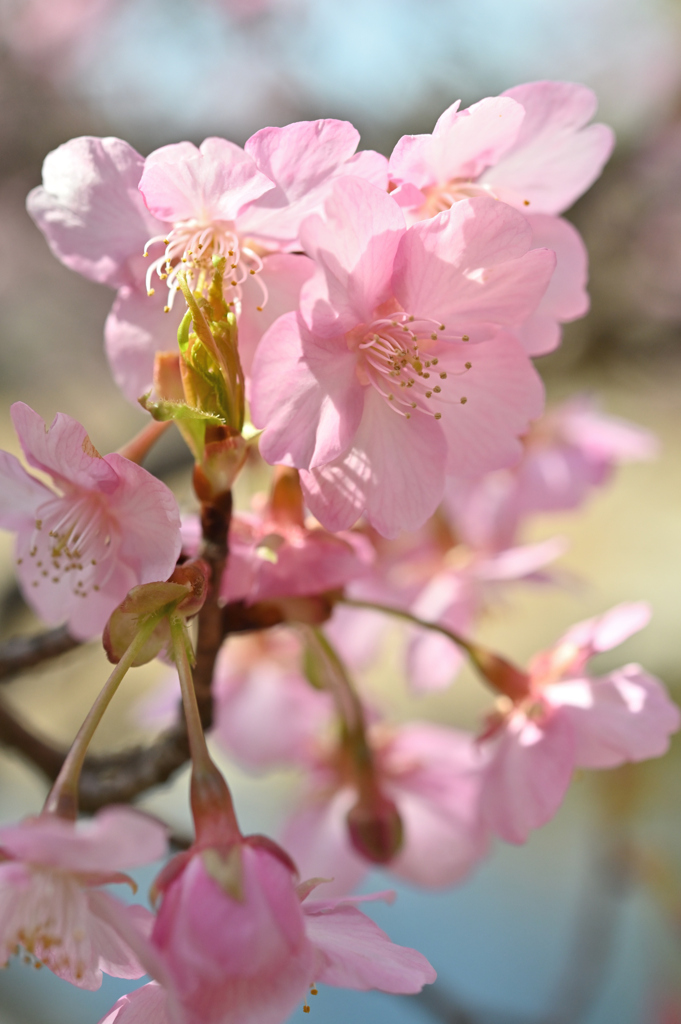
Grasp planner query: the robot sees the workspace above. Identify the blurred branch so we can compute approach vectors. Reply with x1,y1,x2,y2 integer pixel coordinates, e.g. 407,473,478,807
0,625,81,684
0,595,332,808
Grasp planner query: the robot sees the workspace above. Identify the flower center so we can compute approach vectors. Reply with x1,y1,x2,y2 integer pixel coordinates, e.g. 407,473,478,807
421,178,498,216
2,868,89,981
143,221,268,314
354,311,471,420
21,492,119,598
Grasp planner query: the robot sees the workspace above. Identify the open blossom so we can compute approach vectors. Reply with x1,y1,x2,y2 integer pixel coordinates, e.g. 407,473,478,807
0,807,167,988
282,720,488,895
114,840,435,1024
445,395,658,551
480,603,680,844
389,82,614,355
251,175,552,537
27,124,386,401
0,403,181,640
211,630,335,770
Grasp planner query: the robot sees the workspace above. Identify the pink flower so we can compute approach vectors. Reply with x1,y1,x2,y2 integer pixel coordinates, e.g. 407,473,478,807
27,124,386,401
406,537,567,693
389,83,614,356
126,839,435,1024
480,603,680,844
211,630,335,770
282,721,488,895
0,402,181,639
445,395,658,551
0,807,167,988
251,176,552,537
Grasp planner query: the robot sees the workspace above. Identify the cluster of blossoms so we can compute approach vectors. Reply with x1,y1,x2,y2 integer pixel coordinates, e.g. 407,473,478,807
0,80,677,1023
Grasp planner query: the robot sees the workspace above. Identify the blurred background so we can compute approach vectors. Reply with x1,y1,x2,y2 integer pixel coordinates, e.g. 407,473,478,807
1,0,681,1021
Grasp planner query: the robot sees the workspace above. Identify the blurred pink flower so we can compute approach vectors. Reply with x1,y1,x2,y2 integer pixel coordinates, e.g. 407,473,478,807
0,402,181,639
0,807,167,988
480,602,680,844
389,82,614,355
211,630,335,770
252,176,552,537
282,721,488,895
445,395,658,551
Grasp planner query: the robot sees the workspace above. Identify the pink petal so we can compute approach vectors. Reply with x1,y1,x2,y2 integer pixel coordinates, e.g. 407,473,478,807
300,386,448,537
473,536,568,581
382,724,488,886
558,397,659,463
304,903,436,993
26,136,162,289
245,119,360,202
251,312,363,469
281,790,369,898
238,253,316,383
0,450,52,530
299,177,406,337
105,285,185,403
0,807,168,872
390,96,524,190
104,453,182,584
86,897,153,981
139,138,273,223
406,630,466,693
431,331,545,477
213,662,333,769
240,119,376,246
393,198,555,340
516,214,589,356
98,983,170,1024
482,81,615,214
481,708,576,844
11,403,118,491
546,666,680,769
559,602,652,658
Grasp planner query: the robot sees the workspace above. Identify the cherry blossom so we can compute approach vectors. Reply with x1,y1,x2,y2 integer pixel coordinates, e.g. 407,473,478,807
282,720,488,894
445,395,658,551
0,807,167,988
121,839,435,1024
0,402,181,639
480,603,680,844
251,176,552,537
389,82,614,356
27,124,385,401
211,630,335,771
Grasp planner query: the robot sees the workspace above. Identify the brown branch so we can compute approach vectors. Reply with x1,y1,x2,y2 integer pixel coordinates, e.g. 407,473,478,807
0,625,81,684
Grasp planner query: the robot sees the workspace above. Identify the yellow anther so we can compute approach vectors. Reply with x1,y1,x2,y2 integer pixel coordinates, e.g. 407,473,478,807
434,412,442,420
460,396,467,404
462,335,469,341
147,289,155,296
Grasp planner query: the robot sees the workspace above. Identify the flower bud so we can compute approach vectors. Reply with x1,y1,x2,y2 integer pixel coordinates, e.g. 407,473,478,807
468,647,531,702
346,792,404,864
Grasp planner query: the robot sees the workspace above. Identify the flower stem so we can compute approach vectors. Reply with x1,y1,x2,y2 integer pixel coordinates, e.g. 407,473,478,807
339,597,530,701
44,613,164,820
117,419,171,464
169,614,239,845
